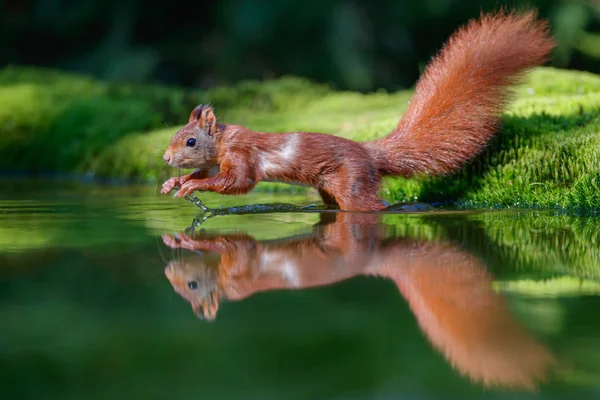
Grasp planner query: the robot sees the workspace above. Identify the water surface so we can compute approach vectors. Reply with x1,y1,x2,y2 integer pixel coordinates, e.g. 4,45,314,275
1,179,599,399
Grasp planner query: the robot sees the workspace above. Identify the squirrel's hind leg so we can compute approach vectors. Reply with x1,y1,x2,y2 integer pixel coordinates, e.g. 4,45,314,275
319,180,386,212
318,188,340,208
339,195,388,212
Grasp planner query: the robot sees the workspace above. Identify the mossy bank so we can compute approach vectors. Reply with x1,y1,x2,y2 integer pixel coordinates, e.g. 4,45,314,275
1,65,599,210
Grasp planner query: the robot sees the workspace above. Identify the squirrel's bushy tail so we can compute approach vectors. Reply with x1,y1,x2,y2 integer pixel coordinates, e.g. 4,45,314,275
364,10,555,177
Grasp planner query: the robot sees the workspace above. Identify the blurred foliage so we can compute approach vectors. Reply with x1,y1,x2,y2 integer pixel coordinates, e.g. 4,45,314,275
0,66,201,175
1,0,599,92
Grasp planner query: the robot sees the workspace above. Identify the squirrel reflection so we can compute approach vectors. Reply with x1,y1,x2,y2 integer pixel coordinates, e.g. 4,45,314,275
162,212,556,390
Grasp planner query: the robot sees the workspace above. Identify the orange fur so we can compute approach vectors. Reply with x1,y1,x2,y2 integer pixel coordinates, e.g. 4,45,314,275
365,10,555,176
163,212,556,390
162,11,555,211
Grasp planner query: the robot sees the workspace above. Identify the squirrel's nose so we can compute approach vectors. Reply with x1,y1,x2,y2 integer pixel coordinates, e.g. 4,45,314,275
163,150,172,164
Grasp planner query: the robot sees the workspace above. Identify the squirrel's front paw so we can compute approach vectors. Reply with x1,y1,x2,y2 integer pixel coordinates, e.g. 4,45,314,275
174,179,204,197
161,177,181,194
161,233,180,248
162,232,198,250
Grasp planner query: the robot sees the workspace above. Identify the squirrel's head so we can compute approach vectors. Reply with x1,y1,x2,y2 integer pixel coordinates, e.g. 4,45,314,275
163,105,219,169
165,258,222,321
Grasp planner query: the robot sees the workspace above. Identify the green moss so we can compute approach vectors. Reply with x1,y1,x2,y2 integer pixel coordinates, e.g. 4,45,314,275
1,65,600,210
379,68,600,211
0,66,200,174
382,109,600,210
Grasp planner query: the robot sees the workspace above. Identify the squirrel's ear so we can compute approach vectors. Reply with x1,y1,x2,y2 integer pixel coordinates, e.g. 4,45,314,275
189,105,216,136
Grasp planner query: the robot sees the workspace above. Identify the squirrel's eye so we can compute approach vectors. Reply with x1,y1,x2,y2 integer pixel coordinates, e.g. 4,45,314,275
186,138,196,147
187,281,198,290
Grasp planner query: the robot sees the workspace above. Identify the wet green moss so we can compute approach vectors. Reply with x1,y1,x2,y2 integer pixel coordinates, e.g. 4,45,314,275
1,65,599,210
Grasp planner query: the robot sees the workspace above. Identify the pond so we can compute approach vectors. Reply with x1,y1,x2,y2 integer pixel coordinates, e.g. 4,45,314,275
1,178,599,400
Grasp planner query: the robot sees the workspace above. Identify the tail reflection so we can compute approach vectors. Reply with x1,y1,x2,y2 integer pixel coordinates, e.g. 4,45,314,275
162,212,556,390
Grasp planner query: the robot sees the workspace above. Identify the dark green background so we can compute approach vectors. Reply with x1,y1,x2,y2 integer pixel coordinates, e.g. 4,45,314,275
2,0,599,91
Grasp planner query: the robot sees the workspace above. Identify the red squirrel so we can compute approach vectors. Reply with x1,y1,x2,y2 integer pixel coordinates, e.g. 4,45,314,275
162,212,556,390
161,11,555,211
